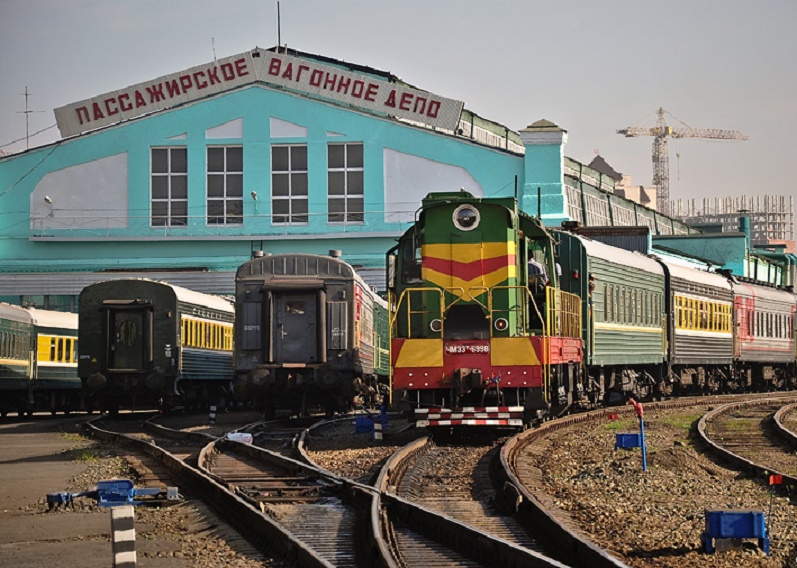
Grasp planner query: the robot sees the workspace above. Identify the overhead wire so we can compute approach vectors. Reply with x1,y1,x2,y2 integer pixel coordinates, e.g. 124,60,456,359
0,123,58,148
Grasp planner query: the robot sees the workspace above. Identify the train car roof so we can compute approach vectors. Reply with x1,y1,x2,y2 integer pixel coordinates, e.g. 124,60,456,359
26,307,78,330
571,233,664,275
171,283,234,313
86,278,234,313
0,302,33,324
731,280,797,305
659,261,733,291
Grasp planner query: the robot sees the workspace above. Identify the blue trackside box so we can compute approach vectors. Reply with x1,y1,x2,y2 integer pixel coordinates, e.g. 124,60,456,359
96,479,135,507
614,433,642,449
702,509,769,555
355,416,374,433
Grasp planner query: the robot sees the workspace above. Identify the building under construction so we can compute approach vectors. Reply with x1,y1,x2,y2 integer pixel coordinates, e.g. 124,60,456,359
670,195,795,250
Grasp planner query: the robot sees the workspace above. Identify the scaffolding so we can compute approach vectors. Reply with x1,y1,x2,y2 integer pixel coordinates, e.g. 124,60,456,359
670,195,795,245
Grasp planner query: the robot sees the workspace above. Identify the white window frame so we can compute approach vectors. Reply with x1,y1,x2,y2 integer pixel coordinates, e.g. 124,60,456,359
151,147,188,227
271,144,308,226
207,146,243,225
327,142,364,225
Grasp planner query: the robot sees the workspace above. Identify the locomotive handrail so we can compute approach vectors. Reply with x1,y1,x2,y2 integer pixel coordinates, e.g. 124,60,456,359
487,285,538,334
545,288,581,339
389,287,445,338
465,285,490,310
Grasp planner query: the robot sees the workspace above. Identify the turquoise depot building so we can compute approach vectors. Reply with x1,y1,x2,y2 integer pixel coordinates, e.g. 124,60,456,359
0,46,788,311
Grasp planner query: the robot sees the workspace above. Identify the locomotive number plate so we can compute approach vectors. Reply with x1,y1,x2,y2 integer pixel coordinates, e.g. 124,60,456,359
444,343,490,355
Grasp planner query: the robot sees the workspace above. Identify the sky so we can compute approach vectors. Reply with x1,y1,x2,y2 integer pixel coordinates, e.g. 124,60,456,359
1,0,795,206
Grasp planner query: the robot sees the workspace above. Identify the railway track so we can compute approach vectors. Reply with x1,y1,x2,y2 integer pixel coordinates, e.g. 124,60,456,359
87,411,571,567
88,412,374,567
374,435,568,568
500,391,797,568
698,397,797,483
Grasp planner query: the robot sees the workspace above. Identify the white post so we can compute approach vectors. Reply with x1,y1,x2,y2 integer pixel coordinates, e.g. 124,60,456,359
110,505,136,567
209,405,217,425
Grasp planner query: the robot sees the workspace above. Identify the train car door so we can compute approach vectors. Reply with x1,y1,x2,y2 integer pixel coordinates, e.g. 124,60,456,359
104,303,153,371
274,293,316,363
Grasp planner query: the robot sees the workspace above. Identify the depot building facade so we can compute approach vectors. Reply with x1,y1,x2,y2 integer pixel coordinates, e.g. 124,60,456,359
0,46,688,310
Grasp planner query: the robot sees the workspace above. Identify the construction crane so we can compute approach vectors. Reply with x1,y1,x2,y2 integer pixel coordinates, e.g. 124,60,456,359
617,107,747,216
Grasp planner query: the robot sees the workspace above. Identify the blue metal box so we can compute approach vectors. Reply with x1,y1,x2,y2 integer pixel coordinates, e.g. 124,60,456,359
705,509,766,538
614,433,642,449
702,509,769,555
96,479,135,507
355,416,374,433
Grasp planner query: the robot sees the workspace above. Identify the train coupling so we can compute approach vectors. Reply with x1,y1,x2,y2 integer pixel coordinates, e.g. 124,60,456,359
47,479,182,510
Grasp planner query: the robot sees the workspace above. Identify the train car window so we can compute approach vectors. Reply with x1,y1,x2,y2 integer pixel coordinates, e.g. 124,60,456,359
286,302,305,315
602,287,608,322
400,238,422,284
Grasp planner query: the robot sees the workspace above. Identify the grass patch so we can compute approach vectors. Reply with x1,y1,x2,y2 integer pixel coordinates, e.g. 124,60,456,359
60,432,88,443
601,417,637,431
658,412,703,432
73,449,103,463
716,418,760,431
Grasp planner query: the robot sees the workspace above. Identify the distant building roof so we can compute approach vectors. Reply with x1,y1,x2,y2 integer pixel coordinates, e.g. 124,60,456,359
588,155,622,182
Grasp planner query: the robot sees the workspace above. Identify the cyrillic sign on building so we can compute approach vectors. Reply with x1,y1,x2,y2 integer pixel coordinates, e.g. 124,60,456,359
55,48,464,137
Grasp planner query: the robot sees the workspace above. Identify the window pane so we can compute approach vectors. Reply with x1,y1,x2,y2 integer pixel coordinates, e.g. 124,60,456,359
208,148,225,172
226,200,243,222
152,149,168,173
273,199,290,216
171,175,187,199
171,148,187,172
152,176,168,199
171,201,187,218
272,174,289,196
292,173,308,196
293,199,308,215
207,200,224,224
347,144,363,168
348,198,364,219
152,202,168,223
328,144,345,168
272,146,289,171
347,171,363,194
208,174,224,197
291,146,307,170
328,171,345,195
227,147,243,171
227,174,243,196
329,198,345,214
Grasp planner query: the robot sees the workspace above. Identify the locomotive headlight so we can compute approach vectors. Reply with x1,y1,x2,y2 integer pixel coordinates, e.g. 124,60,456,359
429,319,442,333
453,204,480,231
494,318,509,331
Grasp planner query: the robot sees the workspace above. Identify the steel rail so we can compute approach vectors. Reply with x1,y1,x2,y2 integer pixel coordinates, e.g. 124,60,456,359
373,435,569,568
697,397,797,486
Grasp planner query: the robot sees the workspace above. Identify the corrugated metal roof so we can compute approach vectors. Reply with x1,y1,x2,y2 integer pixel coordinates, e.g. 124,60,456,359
0,268,389,296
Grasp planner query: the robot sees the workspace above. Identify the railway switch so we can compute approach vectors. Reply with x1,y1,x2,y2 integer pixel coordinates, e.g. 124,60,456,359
47,479,181,509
